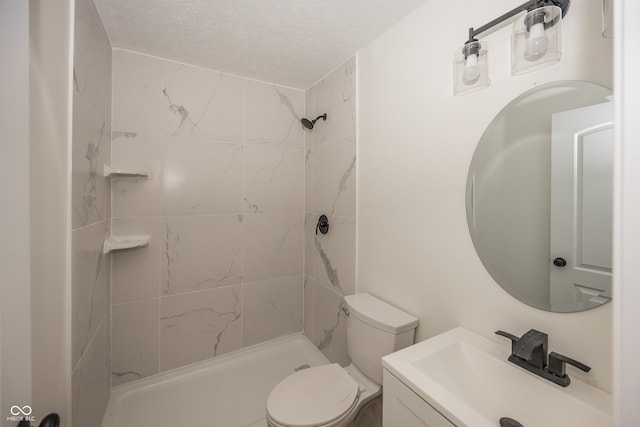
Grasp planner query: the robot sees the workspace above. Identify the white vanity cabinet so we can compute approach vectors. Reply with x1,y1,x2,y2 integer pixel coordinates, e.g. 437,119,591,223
383,369,455,427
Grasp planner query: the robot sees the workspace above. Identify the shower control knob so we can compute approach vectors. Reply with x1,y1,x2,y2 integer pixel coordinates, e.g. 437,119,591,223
316,215,329,235
553,257,567,267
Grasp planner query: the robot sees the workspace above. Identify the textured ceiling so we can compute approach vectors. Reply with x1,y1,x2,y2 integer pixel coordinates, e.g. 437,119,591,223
94,0,426,89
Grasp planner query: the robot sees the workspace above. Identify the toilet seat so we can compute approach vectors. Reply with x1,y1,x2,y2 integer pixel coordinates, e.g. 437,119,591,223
266,363,360,427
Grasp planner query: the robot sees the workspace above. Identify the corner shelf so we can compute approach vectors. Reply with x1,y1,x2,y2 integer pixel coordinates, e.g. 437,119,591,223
103,235,150,254
104,165,149,179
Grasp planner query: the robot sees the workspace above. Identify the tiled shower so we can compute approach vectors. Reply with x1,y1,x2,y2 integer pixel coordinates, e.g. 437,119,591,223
304,58,357,367
109,49,308,383
70,0,356,422
71,0,112,423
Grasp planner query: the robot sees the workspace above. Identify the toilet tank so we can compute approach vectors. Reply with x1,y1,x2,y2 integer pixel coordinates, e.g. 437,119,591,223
344,293,418,385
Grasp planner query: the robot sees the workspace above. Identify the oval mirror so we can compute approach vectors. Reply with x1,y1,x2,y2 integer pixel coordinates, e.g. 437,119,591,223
466,81,613,313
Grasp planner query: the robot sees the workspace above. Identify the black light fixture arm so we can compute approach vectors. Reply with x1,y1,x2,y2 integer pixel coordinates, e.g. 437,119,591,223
466,0,570,43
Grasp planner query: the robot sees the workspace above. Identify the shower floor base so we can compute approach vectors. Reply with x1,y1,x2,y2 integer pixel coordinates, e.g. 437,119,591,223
101,334,330,427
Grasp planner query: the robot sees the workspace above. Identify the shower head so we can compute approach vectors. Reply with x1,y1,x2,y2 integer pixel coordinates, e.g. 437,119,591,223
300,118,314,130
301,114,327,130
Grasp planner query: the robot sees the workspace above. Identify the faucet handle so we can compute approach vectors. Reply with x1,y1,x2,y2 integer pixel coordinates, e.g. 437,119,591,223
495,330,519,353
547,351,591,379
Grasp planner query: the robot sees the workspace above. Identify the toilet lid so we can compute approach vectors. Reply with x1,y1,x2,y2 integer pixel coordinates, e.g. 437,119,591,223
267,363,359,427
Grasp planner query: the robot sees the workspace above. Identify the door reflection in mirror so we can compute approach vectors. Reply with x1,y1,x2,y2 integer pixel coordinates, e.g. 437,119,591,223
550,100,613,311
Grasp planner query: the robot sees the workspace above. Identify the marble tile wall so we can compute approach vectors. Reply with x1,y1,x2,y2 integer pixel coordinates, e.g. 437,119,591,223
110,49,305,385
304,57,357,366
71,0,112,424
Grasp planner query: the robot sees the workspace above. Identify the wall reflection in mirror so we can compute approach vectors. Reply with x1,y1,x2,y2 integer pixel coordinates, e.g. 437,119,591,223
466,81,613,313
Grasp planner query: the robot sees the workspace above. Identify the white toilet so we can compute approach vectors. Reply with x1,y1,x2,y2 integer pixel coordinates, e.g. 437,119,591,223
266,293,419,427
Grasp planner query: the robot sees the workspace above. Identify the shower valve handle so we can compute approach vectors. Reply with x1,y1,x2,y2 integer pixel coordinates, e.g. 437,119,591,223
316,215,329,235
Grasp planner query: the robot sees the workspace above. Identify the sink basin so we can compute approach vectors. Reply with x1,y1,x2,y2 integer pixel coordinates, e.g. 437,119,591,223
382,327,611,427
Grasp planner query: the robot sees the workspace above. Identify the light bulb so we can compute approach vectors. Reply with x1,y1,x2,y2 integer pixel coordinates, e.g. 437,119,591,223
463,54,481,83
525,22,549,59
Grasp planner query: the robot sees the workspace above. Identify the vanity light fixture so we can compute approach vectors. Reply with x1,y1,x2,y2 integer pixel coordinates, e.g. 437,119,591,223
453,0,570,95
511,4,565,75
453,39,489,96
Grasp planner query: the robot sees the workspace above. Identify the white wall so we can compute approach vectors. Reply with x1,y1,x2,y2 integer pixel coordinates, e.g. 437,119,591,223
357,0,613,391
613,0,640,422
29,0,74,422
0,1,32,425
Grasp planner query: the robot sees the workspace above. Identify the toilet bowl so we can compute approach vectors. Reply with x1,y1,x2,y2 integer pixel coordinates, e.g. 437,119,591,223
266,293,418,427
266,363,377,427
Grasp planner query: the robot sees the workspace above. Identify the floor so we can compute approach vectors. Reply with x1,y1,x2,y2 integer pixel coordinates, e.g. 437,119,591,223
101,334,330,427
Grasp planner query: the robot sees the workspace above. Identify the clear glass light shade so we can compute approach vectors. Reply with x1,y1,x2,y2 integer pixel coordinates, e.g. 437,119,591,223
602,0,613,38
453,41,489,96
511,6,562,76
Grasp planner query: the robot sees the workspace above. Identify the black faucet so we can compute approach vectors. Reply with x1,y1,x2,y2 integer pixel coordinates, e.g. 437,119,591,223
495,329,591,387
